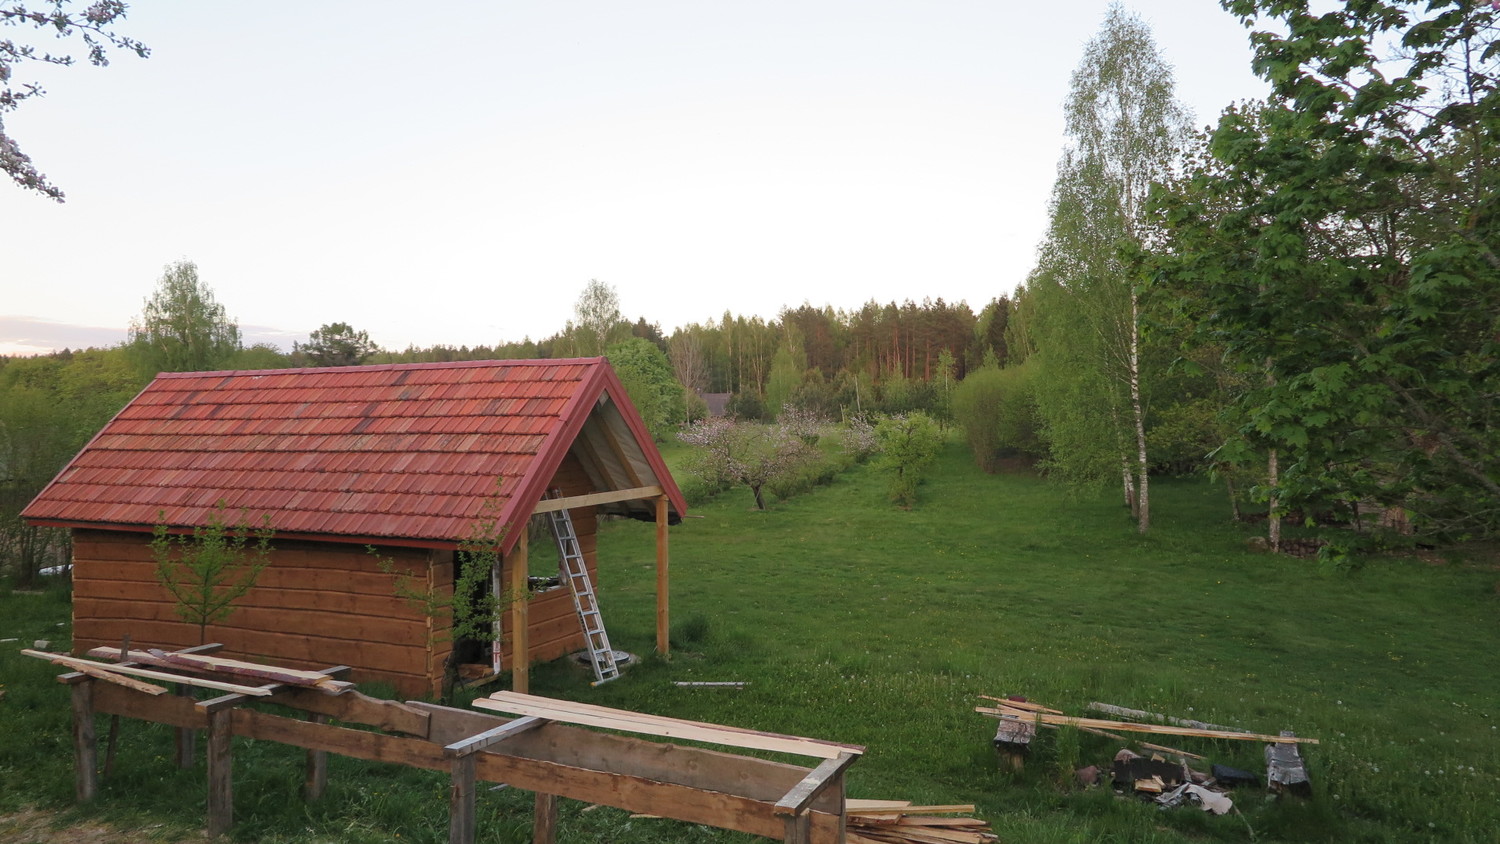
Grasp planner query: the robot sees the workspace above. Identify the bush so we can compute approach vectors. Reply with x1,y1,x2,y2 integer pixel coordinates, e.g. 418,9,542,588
952,362,1043,472
875,412,942,507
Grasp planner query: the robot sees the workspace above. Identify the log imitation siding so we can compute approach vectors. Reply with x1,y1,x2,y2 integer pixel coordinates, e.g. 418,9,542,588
71,530,448,696
68,454,600,698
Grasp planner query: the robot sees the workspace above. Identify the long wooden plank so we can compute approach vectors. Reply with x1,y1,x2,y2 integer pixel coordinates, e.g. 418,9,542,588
413,702,833,808
977,706,1319,744
529,485,664,514
475,692,863,759
93,682,208,729
85,647,341,689
444,716,547,757
51,657,168,695
1087,701,1236,732
848,805,977,816
473,750,842,841
977,695,1062,714
25,650,273,696
231,708,448,771
269,687,431,737
846,800,913,811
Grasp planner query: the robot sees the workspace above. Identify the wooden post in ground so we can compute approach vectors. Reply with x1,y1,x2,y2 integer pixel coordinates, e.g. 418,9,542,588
175,683,196,768
206,707,233,837
303,713,328,800
782,813,811,844
449,754,476,844
507,531,530,694
655,494,670,655
70,678,97,802
533,792,558,844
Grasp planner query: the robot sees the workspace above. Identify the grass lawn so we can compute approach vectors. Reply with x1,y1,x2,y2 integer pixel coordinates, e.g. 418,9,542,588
2,437,1497,842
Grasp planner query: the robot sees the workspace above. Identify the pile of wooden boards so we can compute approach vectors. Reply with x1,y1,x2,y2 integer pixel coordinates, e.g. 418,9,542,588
20,646,351,696
845,800,997,843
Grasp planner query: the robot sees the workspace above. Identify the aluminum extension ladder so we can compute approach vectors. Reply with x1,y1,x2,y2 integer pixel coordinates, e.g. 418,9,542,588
543,491,621,684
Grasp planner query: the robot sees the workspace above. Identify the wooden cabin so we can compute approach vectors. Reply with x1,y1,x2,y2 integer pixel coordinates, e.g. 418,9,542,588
23,359,686,697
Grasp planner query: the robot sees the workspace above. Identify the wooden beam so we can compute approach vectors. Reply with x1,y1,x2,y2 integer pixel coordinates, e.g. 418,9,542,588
52,655,168,695
27,651,273,697
976,706,1319,744
595,419,646,488
445,716,548,757
508,531,530,694
655,494,670,655
475,692,864,760
1087,701,1236,732
773,752,858,816
529,485,664,515
71,679,97,803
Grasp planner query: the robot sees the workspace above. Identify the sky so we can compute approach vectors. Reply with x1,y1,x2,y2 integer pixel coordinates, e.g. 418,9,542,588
0,1,1271,356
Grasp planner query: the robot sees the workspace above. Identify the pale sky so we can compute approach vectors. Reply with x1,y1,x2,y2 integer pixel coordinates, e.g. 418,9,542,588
1,1,1269,356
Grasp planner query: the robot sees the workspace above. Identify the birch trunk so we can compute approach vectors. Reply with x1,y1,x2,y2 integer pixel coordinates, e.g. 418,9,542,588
1128,301,1149,534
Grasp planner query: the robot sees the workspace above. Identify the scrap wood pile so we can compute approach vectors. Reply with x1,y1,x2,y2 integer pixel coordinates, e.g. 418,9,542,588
20,645,352,696
845,800,996,843
977,695,1320,815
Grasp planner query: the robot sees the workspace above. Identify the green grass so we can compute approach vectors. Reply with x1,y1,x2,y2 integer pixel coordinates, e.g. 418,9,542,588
3,438,1498,842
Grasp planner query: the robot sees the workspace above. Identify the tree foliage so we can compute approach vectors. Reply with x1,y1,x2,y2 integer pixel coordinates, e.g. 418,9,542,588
677,417,817,510
128,260,242,376
953,361,1043,472
1,1,149,201
566,279,627,357
875,411,942,508
1153,0,1500,537
1024,3,1189,532
295,322,379,367
605,337,685,441
0,348,141,585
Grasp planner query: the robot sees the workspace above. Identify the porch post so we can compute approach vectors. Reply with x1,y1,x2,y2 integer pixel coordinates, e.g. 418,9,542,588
507,530,530,693
655,494,670,655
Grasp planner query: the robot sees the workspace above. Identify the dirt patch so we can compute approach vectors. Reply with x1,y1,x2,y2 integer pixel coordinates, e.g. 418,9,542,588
0,808,206,843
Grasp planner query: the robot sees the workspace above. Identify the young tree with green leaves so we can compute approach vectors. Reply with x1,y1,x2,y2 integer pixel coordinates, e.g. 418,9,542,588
129,261,242,376
1026,3,1189,532
875,412,943,508
152,504,273,645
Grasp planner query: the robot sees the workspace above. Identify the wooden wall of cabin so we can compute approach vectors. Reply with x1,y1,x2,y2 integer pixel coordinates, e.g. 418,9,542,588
498,452,596,669
70,529,451,698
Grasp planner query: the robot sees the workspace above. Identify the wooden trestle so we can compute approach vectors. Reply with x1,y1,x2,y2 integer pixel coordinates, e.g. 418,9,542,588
55,645,858,843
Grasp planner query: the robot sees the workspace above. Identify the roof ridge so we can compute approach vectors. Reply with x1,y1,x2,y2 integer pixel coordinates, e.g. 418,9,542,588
153,357,609,379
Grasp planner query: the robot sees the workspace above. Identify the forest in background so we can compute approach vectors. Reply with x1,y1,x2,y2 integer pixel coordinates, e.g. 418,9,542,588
3,0,1497,584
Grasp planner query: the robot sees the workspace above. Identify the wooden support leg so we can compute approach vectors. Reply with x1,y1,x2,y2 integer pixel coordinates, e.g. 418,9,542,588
175,683,196,769
303,713,328,801
70,679,97,803
782,812,811,844
655,494,670,656
206,708,233,838
449,754,476,844
533,792,557,844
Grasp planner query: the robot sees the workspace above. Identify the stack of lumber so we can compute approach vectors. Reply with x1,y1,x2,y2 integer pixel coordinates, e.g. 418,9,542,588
845,800,996,843
20,646,349,697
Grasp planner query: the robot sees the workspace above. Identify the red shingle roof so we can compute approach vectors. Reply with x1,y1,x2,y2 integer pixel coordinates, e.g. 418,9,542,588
22,358,684,549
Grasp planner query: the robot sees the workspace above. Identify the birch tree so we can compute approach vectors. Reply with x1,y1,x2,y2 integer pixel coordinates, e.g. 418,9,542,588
1028,3,1189,533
